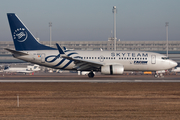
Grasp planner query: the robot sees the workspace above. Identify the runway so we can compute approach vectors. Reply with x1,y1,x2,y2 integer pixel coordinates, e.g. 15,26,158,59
0,79,180,82
0,73,180,82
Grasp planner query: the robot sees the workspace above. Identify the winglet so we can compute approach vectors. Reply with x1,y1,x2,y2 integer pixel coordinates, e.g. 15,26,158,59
63,46,67,50
56,43,65,54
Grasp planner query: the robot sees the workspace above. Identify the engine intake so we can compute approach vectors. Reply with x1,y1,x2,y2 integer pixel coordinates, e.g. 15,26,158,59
101,65,124,75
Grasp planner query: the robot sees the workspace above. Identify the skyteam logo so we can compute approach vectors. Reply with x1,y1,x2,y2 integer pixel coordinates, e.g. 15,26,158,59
13,28,28,42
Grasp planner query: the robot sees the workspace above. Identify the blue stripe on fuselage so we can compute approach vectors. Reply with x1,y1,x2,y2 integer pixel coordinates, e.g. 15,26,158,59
52,52,78,68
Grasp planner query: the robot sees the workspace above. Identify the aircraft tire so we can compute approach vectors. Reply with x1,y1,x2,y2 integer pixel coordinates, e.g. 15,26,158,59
154,74,159,78
88,72,94,78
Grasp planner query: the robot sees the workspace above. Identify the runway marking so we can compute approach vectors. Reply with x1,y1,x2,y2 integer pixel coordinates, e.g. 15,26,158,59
0,80,180,83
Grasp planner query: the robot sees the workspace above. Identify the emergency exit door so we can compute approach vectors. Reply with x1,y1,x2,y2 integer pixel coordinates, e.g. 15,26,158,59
41,53,45,63
151,55,156,64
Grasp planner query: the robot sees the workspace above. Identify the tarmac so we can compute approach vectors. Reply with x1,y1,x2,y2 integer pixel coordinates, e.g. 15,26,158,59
0,72,180,82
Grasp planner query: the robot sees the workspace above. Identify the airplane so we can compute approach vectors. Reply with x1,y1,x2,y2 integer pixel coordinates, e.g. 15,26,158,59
6,13,177,78
171,67,180,73
3,64,40,74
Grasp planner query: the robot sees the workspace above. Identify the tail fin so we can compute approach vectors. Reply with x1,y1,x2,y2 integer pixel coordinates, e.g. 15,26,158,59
7,13,56,51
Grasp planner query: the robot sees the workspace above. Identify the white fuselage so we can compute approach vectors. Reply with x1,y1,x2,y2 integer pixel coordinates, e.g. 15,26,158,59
13,50,177,72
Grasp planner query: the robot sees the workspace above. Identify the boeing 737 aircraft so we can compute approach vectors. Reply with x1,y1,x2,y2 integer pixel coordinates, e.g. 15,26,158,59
6,13,177,78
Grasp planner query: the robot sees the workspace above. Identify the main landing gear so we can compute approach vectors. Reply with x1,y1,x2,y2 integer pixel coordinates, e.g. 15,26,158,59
154,73,164,78
88,71,94,78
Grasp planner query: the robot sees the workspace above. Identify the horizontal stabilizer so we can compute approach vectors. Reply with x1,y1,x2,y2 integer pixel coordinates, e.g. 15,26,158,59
5,48,28,55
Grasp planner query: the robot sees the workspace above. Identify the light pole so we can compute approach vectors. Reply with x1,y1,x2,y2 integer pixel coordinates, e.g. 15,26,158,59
49,22,52,47
165,22,169,57
112,6,117,51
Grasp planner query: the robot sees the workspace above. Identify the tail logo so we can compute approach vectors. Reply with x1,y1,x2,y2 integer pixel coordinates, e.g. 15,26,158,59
13,28,28,42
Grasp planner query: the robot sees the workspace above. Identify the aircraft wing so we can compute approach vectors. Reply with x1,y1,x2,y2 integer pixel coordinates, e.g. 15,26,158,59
5,48,28,55
62,55,104,71
56,43,104,71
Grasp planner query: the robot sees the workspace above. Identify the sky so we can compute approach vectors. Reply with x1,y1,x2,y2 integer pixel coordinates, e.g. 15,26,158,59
0,0,180,42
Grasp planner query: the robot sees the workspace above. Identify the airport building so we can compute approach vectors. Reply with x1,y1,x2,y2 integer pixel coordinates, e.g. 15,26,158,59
0,40,180,64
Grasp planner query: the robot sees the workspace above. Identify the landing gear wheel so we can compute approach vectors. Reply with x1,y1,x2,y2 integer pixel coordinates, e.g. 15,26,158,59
88,71,94,78
154,73,164,78
154,74,159,78
159,73,164,78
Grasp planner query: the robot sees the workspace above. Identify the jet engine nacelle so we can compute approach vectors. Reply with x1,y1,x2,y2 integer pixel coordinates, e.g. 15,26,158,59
101,65,124,75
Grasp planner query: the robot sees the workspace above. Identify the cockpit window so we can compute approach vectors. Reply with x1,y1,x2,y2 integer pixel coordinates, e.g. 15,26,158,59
161,57,169,60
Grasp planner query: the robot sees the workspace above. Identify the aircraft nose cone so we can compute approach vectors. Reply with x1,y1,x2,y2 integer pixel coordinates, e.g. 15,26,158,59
170,60,177,67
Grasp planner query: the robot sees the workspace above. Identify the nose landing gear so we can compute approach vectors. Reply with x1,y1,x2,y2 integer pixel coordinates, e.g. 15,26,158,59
154,73,164,78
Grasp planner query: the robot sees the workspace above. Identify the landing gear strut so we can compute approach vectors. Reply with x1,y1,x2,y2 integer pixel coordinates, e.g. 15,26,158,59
88,71,94,78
